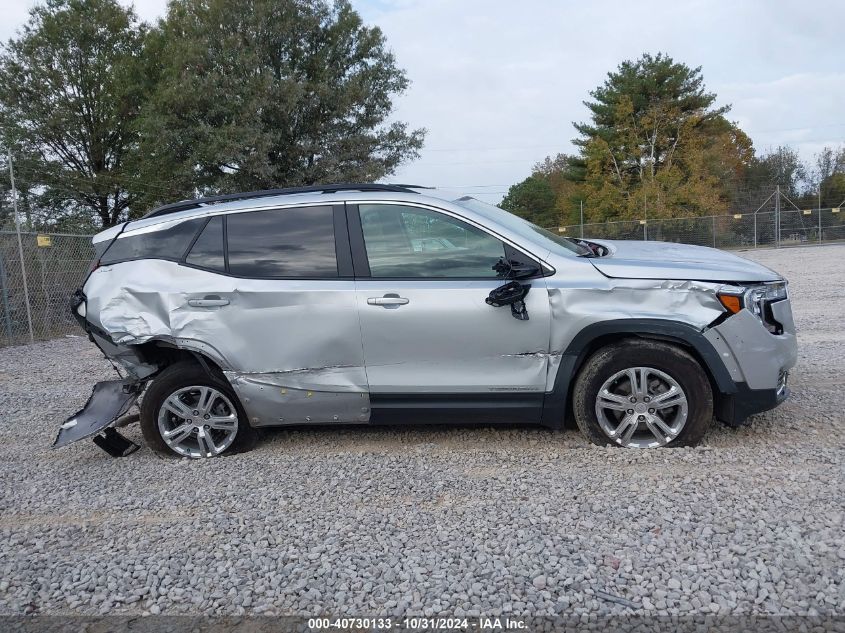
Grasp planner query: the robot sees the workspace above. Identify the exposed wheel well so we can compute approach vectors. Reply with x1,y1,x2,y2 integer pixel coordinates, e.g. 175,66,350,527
133,341,225,378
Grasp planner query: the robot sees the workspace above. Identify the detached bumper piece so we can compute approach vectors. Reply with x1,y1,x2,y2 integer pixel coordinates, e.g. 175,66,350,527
53,379,142,456
92,427,140,457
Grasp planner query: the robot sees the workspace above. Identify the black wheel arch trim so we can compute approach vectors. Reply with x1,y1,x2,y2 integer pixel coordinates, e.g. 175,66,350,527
540,318,737,428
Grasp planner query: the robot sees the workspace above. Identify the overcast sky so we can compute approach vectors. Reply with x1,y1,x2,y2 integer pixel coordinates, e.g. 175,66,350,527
2,0,844,202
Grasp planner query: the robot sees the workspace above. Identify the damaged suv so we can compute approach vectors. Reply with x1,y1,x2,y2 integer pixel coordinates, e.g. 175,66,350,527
57,184,797,458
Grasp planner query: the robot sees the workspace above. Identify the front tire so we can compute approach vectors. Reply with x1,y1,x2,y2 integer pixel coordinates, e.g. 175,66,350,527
140,362,256,458
572,339,713,448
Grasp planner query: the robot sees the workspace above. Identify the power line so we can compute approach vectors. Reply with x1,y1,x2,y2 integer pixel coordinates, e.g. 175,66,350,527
420,123,845,153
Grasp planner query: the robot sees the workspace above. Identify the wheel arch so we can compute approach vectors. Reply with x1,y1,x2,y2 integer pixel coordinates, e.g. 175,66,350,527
132,339,226,379
541,319,736,428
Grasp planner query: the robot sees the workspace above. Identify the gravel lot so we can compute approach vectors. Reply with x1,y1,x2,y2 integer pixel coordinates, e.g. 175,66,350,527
0,244,843,621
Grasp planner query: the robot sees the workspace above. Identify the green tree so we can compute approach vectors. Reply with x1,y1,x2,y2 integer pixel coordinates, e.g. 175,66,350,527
134,0,424,210
0,0,150,229
809,145,845,207
500,176,558,227
569,53,751,220
531,153,586,224
746,146,806,200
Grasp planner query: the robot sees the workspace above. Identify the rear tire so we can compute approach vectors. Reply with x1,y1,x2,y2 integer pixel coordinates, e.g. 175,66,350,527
140,362,257,458
572,339,712,448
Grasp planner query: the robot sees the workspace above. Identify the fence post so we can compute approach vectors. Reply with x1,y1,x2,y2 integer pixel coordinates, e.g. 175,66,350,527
819,207,822,243
7,148,35,343
579,200,584,239
775,185,781,248
753,213,757,249
37,244,49,337
712,216,716,248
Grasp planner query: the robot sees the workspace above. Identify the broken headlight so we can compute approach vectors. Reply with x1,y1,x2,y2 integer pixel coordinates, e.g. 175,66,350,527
744,282,787,321
717,281,787,334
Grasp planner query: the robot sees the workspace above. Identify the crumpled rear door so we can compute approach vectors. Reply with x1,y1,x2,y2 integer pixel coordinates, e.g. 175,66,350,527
53,379,140,448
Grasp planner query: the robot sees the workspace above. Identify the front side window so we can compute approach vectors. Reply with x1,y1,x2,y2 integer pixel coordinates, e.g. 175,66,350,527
226,205,337,278
359,204,506,278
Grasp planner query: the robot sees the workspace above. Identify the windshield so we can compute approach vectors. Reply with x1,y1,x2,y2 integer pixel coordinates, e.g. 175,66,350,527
452,196,591,256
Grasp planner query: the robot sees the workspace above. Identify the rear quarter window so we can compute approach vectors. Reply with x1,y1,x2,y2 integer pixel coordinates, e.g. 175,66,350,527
100,218,205,265
185,216,225,272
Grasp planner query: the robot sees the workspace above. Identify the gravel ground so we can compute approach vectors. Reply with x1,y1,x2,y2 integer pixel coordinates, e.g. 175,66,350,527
0,244,843,620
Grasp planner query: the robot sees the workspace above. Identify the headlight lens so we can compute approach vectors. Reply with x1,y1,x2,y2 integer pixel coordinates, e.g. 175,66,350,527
744,282,787,318
717,281,788,334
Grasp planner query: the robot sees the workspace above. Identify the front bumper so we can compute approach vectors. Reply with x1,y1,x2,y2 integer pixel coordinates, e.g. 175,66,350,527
705,299,797,425
715,372,790,426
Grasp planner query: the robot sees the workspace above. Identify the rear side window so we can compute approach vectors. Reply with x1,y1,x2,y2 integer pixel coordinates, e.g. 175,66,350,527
100,218,204,265
186,216,225,272
226,206,337,278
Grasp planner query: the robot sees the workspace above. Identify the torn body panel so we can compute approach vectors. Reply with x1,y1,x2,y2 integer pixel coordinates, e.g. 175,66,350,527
85,260,366,379
704,307,797,390
53,379,141,449
89,331,158,380
542,256,727,391
82,259,369,426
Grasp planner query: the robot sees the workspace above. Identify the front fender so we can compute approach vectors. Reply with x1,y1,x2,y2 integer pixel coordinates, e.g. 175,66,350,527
540,318,736,428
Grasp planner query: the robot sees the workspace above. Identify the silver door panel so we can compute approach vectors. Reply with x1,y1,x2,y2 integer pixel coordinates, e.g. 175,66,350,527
355,279,552,393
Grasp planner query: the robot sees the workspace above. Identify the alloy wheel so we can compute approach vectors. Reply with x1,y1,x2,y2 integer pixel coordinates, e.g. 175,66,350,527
156,386,239,458
595,366,688,448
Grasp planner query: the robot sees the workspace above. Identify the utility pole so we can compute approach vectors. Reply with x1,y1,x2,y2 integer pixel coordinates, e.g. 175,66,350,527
6,148,34,343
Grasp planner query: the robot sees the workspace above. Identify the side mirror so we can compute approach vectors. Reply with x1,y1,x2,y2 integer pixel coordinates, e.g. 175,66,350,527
486,281,531,321
493,258,541,279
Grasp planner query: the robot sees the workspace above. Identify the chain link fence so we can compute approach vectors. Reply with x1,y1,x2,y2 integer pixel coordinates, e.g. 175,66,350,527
0,231,94,347
0,206,843,348
554,207,845,249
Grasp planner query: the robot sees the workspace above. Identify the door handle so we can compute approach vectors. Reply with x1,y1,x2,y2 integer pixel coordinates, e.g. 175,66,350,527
188,296,229,308
367,294,409,307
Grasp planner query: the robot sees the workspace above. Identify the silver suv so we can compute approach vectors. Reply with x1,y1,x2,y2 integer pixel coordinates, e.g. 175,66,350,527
55,184,797,458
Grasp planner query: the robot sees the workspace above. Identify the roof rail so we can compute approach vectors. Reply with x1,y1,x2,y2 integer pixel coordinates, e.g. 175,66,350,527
142,183,428,219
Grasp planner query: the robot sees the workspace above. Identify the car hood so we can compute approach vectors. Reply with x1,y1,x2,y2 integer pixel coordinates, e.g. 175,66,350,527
586,240,782,282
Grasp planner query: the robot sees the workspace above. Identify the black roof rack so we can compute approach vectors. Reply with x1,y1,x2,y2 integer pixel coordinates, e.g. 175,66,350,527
142,183,429,219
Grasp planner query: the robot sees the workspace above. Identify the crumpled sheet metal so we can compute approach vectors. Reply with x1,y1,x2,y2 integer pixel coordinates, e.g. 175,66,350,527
53,379,140,448
705,307,797,390
544,272,725,391
85,260,368,392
